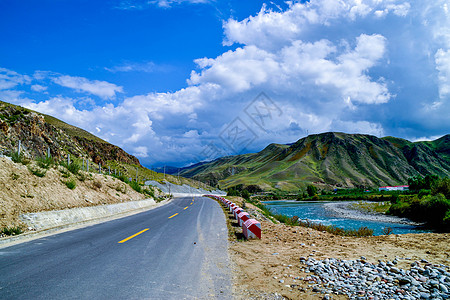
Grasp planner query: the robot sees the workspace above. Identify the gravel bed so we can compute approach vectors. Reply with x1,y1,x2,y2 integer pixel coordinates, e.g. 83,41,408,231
294,256,450,299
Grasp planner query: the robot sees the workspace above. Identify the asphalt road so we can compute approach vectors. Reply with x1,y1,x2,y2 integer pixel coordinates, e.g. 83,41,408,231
0,196,232,299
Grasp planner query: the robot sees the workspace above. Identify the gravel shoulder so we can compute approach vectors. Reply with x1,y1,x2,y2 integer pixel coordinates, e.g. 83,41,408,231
226,197,450,299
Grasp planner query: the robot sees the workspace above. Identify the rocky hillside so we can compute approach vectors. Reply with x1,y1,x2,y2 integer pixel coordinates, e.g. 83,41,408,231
0,100,216,190
179,132,450,191
0,100,139,166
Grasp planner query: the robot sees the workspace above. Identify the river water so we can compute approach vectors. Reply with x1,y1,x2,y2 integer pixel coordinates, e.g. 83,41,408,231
263,200,432,236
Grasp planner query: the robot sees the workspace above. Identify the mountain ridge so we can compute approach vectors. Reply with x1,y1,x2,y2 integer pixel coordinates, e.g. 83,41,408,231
178,132,450,191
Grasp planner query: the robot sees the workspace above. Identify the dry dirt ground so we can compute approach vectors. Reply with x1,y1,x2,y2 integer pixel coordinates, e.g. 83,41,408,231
225,197,450,300
0,157,148,231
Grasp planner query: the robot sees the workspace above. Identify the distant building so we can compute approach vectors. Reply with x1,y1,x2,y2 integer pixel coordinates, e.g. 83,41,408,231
378,185,409,192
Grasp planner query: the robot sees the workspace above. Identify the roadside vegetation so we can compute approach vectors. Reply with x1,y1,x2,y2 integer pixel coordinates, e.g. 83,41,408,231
5,151,167,200
1,226,23,236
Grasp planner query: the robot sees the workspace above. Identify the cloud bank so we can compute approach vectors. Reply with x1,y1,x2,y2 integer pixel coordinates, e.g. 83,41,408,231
2,0,449,167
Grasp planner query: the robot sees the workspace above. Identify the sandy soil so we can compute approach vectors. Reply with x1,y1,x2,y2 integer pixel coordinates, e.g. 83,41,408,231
0,157,149,231
226,197,450,300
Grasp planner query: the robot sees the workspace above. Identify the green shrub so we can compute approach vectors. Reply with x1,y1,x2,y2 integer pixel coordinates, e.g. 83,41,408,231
241,189,250,201
227,188,240,196
65,179,77,190
129,181,142,193
1,226,23,236
144,187,155,198
388,194,450,230
432,177,450,199
307,185,318,197
117,174,130,183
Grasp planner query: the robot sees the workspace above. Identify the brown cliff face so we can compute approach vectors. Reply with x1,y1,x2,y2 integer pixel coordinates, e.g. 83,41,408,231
0,101,140,167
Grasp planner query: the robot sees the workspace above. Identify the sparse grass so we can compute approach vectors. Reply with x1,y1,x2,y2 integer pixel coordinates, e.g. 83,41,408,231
116,174,130,183
11,172,19,180
1,226,23,236
349,201,391,214
64,179,76,190
59,167,71,178
287,217,374,237
77,172,87,182
61,160,81,175
93,179,103,189
382,227,393,235
115,183,125,193
10,151,30,165
36,156,54,169
28,165,47,177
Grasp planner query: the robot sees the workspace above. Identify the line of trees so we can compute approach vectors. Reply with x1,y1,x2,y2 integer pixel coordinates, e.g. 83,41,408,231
388,175,450,231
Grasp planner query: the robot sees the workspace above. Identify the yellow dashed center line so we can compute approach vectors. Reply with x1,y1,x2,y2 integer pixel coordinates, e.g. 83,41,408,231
184,206,188,210
168,213,179,219
190,202,193,205
118,228,149,244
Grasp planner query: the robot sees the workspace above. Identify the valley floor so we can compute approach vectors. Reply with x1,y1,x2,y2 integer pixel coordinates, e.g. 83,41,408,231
227,197,450,299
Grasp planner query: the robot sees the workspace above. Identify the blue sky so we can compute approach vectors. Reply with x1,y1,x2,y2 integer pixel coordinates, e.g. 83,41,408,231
1,0,449,167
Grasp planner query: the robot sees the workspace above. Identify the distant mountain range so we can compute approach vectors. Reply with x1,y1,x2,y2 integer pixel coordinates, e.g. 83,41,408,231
177,132,450,191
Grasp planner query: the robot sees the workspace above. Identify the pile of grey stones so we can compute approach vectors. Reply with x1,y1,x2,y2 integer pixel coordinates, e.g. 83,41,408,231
298,256,450,299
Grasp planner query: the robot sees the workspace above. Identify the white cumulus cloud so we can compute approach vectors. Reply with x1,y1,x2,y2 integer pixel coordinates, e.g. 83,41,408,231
435,49,450,99
52,75,123,99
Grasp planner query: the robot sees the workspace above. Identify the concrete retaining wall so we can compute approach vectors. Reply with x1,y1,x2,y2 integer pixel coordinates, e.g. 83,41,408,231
20,198,157,231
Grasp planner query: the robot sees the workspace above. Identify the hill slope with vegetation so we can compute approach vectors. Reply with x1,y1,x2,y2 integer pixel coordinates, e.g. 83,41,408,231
179,132,450,191
0,100,210,188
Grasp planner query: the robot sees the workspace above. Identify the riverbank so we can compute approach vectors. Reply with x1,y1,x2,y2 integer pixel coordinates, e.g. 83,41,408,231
324,201,422,226
227,197,450,299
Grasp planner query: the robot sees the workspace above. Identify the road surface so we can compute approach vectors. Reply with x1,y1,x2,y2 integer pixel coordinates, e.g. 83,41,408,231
0,196,232,299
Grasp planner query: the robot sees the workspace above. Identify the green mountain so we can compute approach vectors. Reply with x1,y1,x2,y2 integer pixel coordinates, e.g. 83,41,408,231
180,132,450,191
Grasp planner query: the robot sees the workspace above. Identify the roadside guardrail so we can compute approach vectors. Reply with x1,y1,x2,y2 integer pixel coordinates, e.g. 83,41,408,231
203,195,261,240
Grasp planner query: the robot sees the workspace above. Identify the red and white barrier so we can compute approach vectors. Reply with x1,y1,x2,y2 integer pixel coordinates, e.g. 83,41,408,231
242,219,261,239
237,212,250,226
204,195,262,240
233,207,243,219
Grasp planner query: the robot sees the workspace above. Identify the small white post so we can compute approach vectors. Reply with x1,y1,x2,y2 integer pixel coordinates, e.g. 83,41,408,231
47,147,50,158
67,154,70,165
99,163,101,173
18,140,21,156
